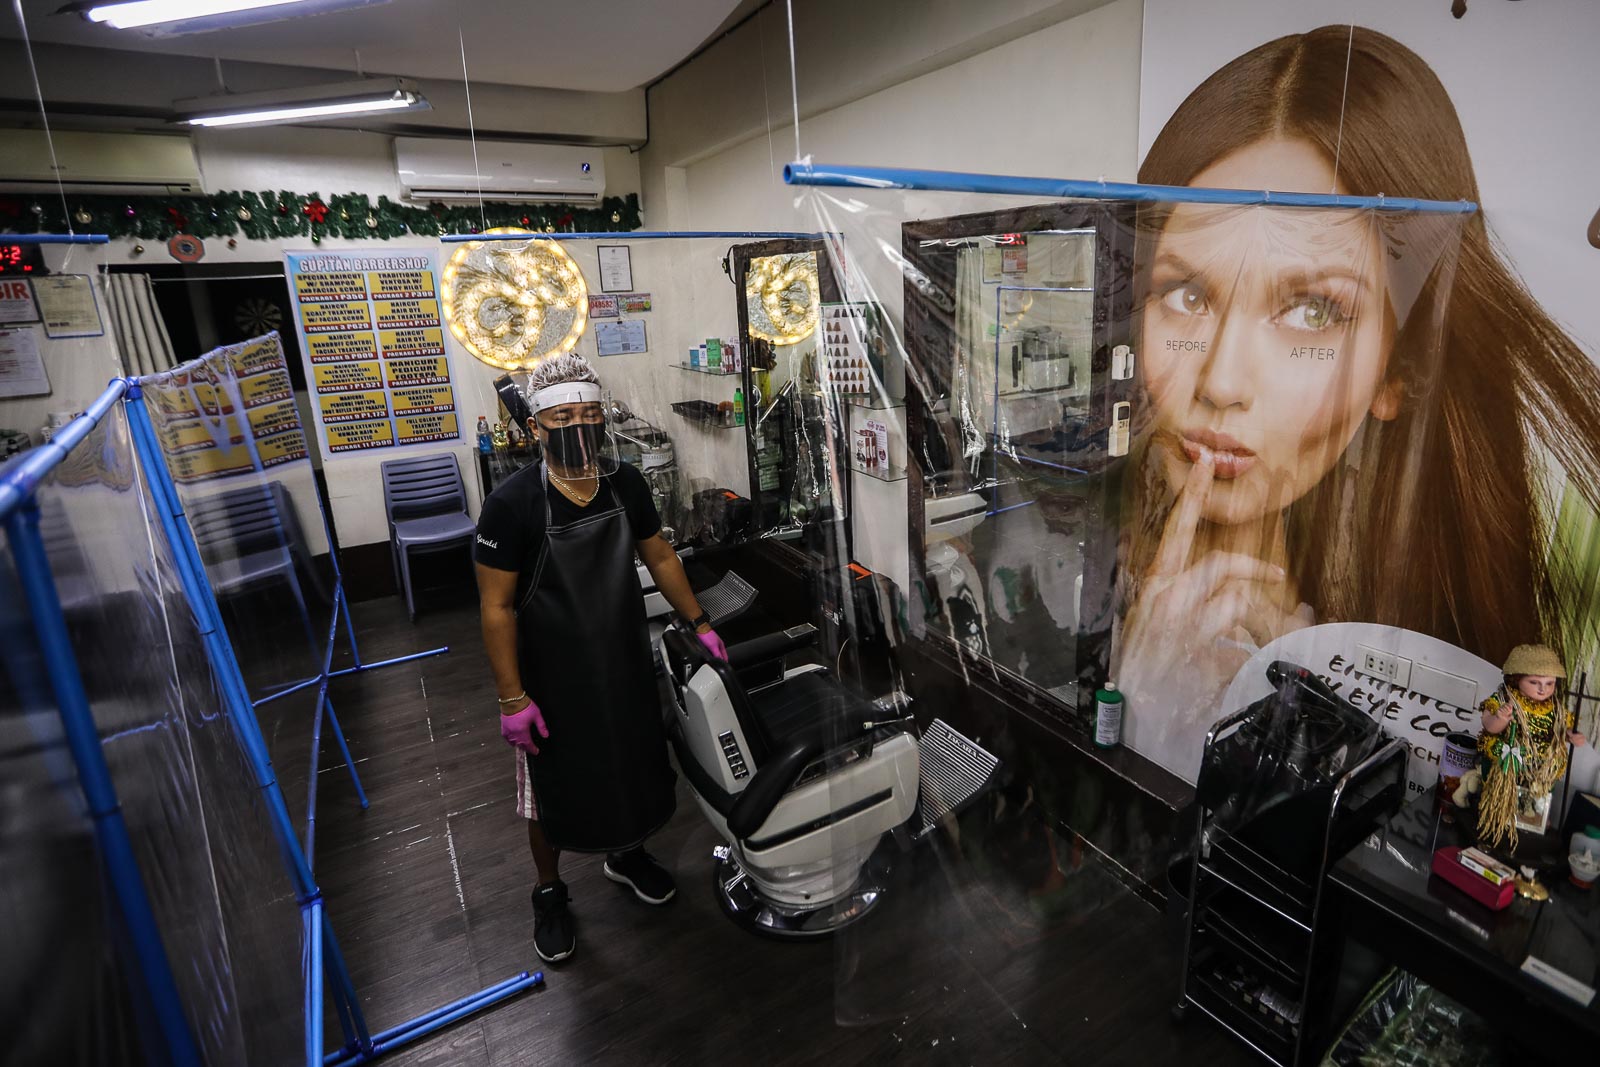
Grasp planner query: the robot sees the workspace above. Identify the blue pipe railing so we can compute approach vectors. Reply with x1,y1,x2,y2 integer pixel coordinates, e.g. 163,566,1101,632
1,233,111,244
441,229,822,242
0,377,127,519
2,395,203,1066
5,375,542,1066
783,161,1479,215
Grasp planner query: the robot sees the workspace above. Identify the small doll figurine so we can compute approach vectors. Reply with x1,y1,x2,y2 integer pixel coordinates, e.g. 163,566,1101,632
1476,643,1587,849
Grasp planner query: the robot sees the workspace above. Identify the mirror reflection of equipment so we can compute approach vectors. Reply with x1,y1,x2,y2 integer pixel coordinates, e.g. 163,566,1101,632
745,253,819,346
442,231,588,370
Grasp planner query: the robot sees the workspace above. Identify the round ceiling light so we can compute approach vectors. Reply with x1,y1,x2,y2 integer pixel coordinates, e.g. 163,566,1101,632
442,231,588,370
746,252,819,346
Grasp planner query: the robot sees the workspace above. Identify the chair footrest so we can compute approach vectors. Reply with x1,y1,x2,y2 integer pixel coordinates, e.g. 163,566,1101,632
912,719,1001,838
697,570,758,627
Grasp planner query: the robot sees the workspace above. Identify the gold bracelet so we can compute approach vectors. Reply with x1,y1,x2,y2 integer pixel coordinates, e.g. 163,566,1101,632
497,691,528,705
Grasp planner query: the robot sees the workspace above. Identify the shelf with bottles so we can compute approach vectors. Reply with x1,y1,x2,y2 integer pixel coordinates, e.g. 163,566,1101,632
848,400,905,485
674,361,740,377
851,460,907,483
669,399,745,429
846,397,906,413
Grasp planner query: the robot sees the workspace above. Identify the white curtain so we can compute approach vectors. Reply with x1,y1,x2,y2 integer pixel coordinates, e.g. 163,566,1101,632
104,272,177,377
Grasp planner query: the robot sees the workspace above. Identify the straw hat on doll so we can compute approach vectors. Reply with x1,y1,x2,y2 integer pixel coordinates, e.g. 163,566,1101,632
1501,644,1566,678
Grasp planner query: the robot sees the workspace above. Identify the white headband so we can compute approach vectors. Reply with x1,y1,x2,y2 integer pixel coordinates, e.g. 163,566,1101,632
530,381,601,414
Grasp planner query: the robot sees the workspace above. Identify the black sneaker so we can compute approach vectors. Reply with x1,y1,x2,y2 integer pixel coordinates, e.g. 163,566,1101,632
530,880,575,962
603,848,676,904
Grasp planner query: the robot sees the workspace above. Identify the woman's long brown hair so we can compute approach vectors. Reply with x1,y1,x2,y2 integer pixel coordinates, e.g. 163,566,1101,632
1136,25,1600,666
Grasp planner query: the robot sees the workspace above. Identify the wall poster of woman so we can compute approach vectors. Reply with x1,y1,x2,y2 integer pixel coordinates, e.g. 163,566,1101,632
1119,3,1600,781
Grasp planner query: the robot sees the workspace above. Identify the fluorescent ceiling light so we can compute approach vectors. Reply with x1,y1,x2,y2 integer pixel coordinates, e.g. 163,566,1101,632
174,78,430,129
66,0,389,35
182,93,422,128
85,0,304,29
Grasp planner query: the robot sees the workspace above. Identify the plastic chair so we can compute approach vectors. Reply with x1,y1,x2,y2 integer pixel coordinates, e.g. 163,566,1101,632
381,453,476,620
187,481,323,653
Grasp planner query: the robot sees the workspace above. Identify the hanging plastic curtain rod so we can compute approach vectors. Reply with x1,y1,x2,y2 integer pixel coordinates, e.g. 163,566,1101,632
0,377,126,520
783,161,1478,215
4,233,111,244
440,230,823,243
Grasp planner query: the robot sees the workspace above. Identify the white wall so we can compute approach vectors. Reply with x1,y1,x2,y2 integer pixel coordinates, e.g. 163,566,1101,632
672,0,1144,229
35,128,645,549
5,0,1148,565
639,0,1147,587
638,0,1123,222
0,247,124,441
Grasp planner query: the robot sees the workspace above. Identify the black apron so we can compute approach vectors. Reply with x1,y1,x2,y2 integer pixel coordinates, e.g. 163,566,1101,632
515,465,676,852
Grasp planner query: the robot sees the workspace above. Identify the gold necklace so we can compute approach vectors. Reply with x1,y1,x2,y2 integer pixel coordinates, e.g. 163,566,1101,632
549,469,598,505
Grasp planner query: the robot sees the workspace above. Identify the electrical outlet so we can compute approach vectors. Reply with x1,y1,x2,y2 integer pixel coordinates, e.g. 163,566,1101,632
1356,644,1413,687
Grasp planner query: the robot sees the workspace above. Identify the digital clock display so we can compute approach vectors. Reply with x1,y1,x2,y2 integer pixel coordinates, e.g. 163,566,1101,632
0,243,46,276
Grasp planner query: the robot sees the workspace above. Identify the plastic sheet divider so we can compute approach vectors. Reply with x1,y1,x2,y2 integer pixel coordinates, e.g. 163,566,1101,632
133,344,451,865
120,380,544,1064
0,380,203,1067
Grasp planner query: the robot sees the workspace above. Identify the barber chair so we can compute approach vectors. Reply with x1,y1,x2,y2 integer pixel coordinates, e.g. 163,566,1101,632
661,624,921,937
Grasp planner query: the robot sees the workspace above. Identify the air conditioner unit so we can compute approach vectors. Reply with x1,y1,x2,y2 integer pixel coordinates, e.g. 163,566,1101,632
0,130,203,195
395,137,605,205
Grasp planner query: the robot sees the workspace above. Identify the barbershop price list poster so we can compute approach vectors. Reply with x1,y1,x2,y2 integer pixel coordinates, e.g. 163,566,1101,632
284,248,462,460
147,333,312,484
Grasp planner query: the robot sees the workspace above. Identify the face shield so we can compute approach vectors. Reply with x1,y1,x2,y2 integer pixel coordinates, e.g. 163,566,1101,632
529,380,620,477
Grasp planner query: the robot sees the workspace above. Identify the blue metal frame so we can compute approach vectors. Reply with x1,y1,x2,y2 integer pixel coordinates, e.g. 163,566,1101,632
2,232,111,244
441,229,822,242
783,161,1480,214
121,380,544,1064
132,347,452,863
0,380,203,1067
0,376,542,1067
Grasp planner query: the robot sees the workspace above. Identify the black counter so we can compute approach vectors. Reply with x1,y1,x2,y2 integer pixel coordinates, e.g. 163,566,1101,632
1329,789,1599,1060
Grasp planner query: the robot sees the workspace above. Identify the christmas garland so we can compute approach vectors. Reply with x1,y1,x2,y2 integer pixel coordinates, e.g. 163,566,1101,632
0,190,641,242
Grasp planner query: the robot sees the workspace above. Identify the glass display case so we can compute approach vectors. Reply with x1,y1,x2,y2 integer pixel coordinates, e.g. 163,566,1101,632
902,202,1136,719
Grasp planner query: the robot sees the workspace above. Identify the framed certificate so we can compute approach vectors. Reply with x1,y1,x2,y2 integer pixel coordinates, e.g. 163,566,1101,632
597,244,633,293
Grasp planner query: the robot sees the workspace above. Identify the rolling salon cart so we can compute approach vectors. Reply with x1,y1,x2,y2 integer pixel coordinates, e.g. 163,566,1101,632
1174,661,1410,1066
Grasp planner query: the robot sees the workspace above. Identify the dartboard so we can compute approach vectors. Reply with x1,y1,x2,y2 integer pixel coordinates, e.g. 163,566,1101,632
235,297,284,336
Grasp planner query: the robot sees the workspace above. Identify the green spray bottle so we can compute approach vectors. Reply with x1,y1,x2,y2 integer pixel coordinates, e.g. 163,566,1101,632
1094,681,1123,749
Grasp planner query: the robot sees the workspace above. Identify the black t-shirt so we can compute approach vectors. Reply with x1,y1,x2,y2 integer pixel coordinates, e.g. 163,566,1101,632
474,462,661,601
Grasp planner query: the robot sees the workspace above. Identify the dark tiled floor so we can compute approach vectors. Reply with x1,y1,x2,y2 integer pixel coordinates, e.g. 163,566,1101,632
310,593,1252,1066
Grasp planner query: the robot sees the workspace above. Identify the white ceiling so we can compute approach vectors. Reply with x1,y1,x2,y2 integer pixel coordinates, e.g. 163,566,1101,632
6,0,747,92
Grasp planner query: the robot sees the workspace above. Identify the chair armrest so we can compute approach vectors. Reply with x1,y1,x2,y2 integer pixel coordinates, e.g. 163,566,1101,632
727,736,822,840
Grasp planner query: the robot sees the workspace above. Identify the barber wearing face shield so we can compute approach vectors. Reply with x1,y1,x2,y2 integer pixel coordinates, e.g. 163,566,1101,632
474,355,727,964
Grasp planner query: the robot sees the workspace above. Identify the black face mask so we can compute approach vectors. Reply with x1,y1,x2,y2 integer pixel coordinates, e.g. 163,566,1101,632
542,421,604,469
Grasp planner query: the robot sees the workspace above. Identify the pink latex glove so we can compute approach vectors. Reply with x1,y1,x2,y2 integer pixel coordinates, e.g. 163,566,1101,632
500,700,549,754
696,628,728,662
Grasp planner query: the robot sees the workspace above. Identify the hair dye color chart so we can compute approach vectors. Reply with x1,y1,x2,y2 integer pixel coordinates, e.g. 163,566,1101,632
285,248,462,460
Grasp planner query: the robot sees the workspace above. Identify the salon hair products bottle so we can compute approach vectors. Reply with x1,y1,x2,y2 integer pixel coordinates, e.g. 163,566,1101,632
733,388,745,426
1094,682,1123,749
